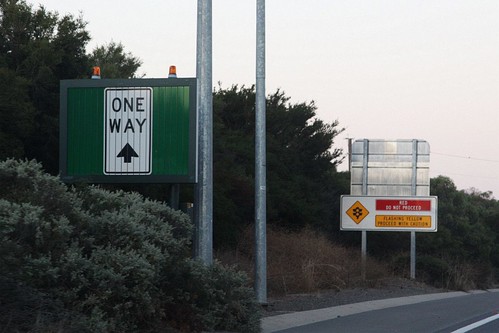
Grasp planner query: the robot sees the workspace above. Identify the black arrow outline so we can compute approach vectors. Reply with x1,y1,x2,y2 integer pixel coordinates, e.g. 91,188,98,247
117,143,139,163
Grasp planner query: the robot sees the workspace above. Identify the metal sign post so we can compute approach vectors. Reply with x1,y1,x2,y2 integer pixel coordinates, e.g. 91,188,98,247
410,139,418,279
346,139,435,280
255,0,267,304
195,0,213,265
361,139,368,280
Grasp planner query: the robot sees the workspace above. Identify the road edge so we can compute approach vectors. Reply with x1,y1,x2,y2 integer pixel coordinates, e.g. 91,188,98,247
261,290,499,333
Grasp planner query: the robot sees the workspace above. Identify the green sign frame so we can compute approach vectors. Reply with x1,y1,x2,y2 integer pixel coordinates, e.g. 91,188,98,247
60,78,197,183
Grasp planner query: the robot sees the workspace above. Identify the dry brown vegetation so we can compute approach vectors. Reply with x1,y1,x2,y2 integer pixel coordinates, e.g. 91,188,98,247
216,226,393,296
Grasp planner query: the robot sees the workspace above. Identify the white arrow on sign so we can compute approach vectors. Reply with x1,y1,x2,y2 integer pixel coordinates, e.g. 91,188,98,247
104,88,152,175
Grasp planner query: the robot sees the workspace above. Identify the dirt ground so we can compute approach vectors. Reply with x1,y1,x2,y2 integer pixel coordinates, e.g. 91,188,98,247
262,277,447,317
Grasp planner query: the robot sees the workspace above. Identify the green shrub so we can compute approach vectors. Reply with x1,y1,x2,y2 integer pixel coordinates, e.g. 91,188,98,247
416,255,494,290
0,159,261,332
163,260,261,333
416,255,450,288
0,275,92,333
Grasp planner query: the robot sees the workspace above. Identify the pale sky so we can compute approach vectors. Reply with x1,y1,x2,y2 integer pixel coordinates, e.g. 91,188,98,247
30,0,499,197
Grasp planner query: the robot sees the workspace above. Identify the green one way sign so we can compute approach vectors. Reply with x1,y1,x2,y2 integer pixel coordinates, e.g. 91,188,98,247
60,79,197,183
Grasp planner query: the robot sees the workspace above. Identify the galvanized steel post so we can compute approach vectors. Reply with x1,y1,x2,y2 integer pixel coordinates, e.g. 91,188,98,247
255,0,267,304
195,0,213,265
361,139,369,280
410,139,418,279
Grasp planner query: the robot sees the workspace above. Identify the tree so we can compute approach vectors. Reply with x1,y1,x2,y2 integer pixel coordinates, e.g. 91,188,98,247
0,1,143,174
0,68,34,159
265,90,344,231
89,41,142,79
212,85,345,246
410,176,499,288
0,0,91,173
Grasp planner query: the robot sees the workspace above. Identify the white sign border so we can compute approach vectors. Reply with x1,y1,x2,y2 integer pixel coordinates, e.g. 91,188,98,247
340,195,438,232
103,87,153,175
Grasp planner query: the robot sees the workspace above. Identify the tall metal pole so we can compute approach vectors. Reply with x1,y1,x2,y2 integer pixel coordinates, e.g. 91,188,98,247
195,0,213,265
410,139,418,279
255,0,267,304
361,139,369,280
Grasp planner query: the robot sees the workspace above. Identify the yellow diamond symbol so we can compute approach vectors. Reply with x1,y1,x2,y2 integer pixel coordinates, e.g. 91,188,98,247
346,201,369,224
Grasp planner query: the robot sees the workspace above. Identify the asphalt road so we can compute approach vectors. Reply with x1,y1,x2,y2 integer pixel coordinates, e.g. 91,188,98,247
263,290,499,333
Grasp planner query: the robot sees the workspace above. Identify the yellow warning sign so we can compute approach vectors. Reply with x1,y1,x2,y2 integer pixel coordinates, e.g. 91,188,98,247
375,215,432,228
346,201,369,224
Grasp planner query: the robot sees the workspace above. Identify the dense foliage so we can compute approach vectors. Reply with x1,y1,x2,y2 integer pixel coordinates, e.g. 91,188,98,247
0,0,141,174
364,176,499,289
213,85,347,246
416,176,499,288
0,0,89,173
89,41,143,79
0,159,261,332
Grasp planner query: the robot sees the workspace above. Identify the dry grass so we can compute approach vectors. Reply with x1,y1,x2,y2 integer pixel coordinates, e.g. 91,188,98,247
216,226,392,296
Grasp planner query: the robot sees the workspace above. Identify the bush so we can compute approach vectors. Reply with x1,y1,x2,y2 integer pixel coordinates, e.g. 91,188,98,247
0,159,261,332
0,275,93,333
163,260,261,333
220,226,392,296
416,255,493,290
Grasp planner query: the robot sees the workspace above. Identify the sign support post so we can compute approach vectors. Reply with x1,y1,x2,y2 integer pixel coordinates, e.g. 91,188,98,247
255,0,267,304
410,139,418,279
195,0,213,265
361,139,368,280
346,139,435,281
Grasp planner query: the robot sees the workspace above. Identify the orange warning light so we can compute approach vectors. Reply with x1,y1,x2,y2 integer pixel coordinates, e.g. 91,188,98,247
91,66,101,79
168,65,177,78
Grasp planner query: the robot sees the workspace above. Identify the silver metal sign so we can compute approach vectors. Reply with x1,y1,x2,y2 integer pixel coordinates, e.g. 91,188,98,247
350,139,430,196
347,139,434,280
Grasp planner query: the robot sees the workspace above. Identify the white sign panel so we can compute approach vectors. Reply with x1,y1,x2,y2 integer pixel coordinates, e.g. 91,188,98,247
104,88,152,174
340,195,438,232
